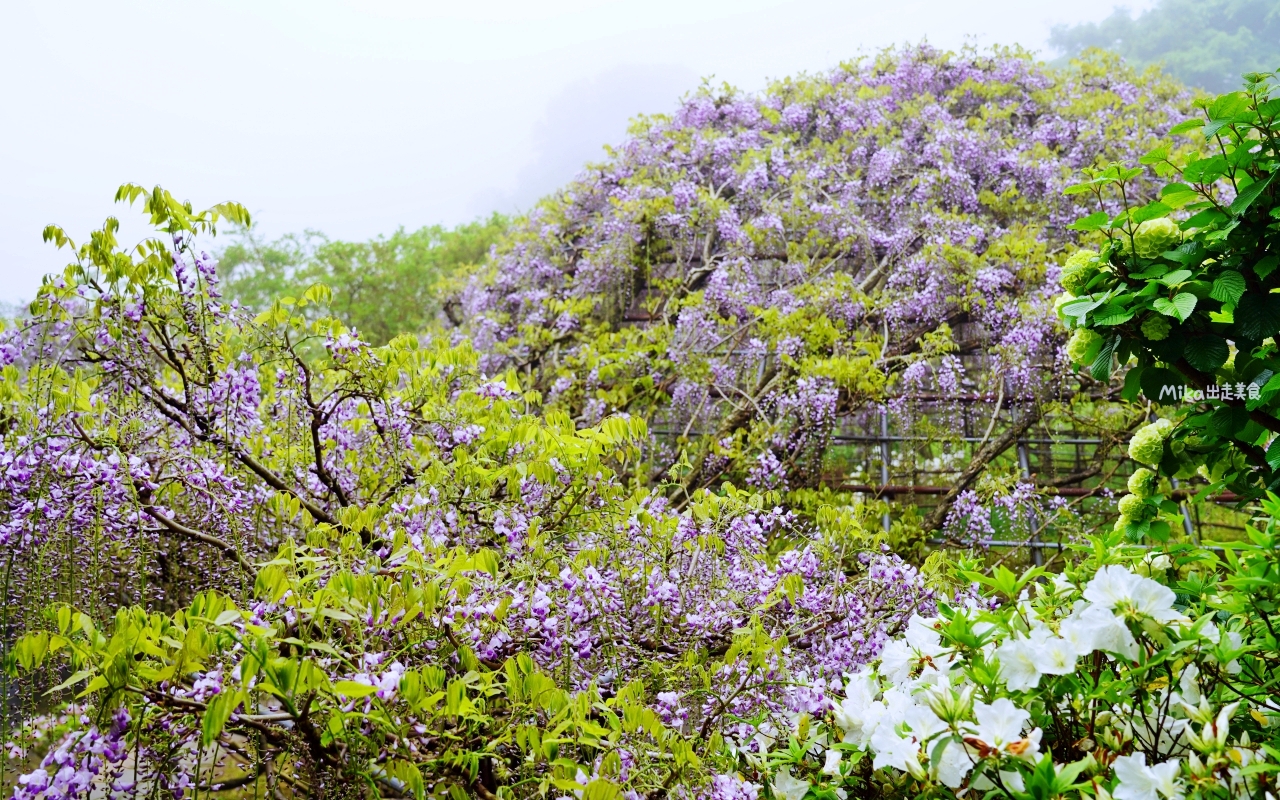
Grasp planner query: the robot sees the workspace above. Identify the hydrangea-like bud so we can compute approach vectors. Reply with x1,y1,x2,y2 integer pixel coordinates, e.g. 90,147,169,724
1060,249,1100,295
1117,492,1147,520
1127,467,1159,498
1141,314,1172,341
1133,218,1181,259
1128,419,1172,466
1066,328,1104,367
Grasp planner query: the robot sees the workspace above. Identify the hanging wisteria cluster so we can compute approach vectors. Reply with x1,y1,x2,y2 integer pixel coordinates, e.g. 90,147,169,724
460,45,1190,528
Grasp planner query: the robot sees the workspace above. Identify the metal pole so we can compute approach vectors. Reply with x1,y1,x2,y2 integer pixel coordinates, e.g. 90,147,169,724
1169,476,1198,544
880,407,892,533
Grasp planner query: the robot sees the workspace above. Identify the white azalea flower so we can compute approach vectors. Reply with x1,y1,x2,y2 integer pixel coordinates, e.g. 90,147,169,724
1174,663,1201,707
934,740,975,788
771,767,810,800
822,748,843,777
1084,565,1185,624
1191,618,1219,644
834,668,880,746
870,725,920,774
971,769,1026,792
1112,753,1183,800
1224,631,1243,674
971,698,1041,761
902,702,948,742
995,635,1043,690
741,722,776,768
905,614,945,654
1032,635,1078,675
1060,603,1139,659
879,639,914,685
972,698,1030,750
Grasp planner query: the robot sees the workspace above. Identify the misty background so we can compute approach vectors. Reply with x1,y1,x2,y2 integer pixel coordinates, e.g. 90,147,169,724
0,0,1192,304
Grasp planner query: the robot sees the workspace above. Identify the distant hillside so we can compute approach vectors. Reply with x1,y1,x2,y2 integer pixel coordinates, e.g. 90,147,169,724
1050,0,1280,93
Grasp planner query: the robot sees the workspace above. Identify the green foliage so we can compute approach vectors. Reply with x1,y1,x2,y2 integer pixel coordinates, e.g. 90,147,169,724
1060,70,1280,508
218,214,508,344
1050,0,1280,93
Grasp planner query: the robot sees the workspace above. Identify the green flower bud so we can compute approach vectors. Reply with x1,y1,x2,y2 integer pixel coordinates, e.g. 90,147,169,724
1118,492,1146,519
1128,419,1172,466
1060,249,1100,295
1066,328,1104,367
1127,468,1159,498
1132,218,1181,259
1140,314,1171,341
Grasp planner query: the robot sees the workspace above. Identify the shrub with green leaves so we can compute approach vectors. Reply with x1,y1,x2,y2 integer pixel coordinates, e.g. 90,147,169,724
1058,68,1280,524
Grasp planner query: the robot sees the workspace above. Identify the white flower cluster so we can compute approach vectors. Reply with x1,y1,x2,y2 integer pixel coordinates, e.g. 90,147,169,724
831,616,1043,790
816,563,1270,800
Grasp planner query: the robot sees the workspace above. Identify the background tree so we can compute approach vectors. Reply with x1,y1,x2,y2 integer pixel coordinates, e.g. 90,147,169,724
217,214,508,345
1050,0,1280,93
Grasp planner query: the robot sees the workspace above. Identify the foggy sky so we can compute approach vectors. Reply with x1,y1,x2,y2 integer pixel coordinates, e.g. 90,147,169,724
0,0,1154,303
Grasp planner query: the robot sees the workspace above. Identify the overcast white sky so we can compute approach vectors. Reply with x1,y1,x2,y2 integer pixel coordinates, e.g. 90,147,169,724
0,0,1153,303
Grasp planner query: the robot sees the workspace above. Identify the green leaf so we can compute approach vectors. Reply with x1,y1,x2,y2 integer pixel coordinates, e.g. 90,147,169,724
1211,272,1246,305
46,668,94,695
1183,155,1230,184
582,780,622,800
1266,438,1280,472
213,609,241,626
385,760,426,800
1230,174,1274,216
1184,335,1229,372
1160,183,1201,209
1153,292,1197,322
1094,305,1135,326
1131,201,1173,224
1210,405,1249,437
1257,255,1279,279
334,680,379,698
1067,211,1109,231
1164,242,1205,266
1234,292,1280,340
1169,119,1204,135
1183,207,1229,230
1090,335,1120,380
1208,92,1251,121
77,675,110,698
1060,295,1105,325
1121,365,1144,402
1055,758,1092,792
202,690,239,747
1157,269,1193,287
1141,367,1184,405
1139,144,1170,165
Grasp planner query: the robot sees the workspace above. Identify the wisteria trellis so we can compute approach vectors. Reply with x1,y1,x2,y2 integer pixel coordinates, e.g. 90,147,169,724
460,45,1191,538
